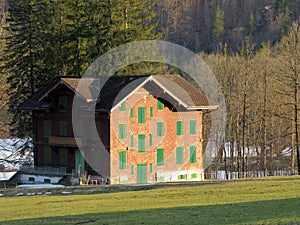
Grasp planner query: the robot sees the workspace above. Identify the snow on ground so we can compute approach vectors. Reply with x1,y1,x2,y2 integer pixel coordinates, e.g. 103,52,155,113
0,171,17,181
18,184,65,188
0,138,33,169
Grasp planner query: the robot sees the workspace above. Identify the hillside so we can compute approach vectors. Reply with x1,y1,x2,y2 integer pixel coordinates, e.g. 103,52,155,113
156,0,300,52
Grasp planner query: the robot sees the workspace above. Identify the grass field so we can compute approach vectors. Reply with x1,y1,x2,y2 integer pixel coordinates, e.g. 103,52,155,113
0,177,299,225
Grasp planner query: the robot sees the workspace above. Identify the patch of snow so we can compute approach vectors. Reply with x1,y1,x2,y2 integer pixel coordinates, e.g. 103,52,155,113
27,192,36,196
0,171,18,181
18,184,65,188
264,5,272,10
15,193,24,196
0,138,33,169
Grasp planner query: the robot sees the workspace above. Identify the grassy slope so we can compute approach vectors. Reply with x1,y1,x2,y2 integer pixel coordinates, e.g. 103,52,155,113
0,177,299,225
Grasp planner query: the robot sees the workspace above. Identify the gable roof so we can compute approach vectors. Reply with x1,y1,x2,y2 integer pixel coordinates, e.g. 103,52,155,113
19,75,216,112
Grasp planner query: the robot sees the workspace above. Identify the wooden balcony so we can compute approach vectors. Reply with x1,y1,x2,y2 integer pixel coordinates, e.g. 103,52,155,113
48,136,87,147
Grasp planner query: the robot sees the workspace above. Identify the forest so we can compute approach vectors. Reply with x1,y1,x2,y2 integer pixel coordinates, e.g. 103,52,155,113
0,0,300,177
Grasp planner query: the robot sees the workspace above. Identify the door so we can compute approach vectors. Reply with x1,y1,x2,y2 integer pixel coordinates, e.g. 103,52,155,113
137,164,147,184
75,150,85,175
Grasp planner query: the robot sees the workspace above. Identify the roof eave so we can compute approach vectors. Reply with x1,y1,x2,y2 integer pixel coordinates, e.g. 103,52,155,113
186,105,219,110
110,76,152,112
150,76,189,108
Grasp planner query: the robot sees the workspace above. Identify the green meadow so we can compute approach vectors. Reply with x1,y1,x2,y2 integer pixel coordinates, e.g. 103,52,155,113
0,177,299,225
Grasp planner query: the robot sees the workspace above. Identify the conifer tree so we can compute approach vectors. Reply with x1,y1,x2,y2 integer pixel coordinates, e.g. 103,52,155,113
211,5,225,51
275,0,291,39
3,0,50,149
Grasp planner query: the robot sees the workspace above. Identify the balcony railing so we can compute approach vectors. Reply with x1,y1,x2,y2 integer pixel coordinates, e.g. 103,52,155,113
48,136,87,147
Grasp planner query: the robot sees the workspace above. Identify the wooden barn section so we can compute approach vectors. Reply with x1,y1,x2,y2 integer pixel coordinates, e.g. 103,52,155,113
20,75,215,184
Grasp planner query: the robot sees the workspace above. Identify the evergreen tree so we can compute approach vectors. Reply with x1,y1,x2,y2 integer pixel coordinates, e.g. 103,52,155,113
248,13,256,42
0,2,8,138
104,0,161,75
3,0,50,148
211,5,225,51
275,0,291,39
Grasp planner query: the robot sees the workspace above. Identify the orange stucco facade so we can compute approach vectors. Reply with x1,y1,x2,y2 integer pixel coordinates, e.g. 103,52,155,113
110,87,204,184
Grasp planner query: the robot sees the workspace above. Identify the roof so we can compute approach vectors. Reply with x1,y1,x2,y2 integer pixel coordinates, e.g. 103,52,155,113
19,74,215,112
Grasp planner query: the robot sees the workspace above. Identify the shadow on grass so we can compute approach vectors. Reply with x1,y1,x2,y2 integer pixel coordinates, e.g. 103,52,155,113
2,197,300,225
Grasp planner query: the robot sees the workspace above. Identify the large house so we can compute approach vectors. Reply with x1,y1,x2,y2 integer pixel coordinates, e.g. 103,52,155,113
20,74,214,184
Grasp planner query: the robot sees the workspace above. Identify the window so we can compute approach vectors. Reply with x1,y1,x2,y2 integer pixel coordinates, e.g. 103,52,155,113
157,148,164,166
44,147,52,166
58,96,67,112
119,151,127,170
176,147,183,165
149,106,153,117
28,177,35,182
190,146,197,163
138,134,146,152
119,102,126,111
130,135,134,148
138,107,146,124
131,165,134,175
59,121,67,136
150,163,153,173
59,148,68,167
176,121,183,135
190,120,196,135
119,124,126,139
130,107,134,118
157,99,164,110
157,122,164,137
178,174,187,180
44,178,51,183
149,133,153,146
43,121,51,137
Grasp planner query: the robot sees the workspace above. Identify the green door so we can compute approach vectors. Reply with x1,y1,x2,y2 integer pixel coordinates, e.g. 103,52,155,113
137,164,147,184
75,150,85,175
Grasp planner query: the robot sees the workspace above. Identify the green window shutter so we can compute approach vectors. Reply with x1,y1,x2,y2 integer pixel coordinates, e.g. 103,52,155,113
157,99,164,110
176,147,183,164
138,107,146,123
157,122,164,137
119,151,127,170
149,106,153,117
92,123,101,139
130,135,134,148
130,107,134,118
119,124,127,139
75,121,83,137
59,148,68,167
91,150,100,170
44,147,52,166
119,102,126,111
191,173,198,178
43,121,51,137
149,133,153,146
58,96,67,112
131,165,134,175
190,120,196,135
176,121,183,135
138,134,146,152
150,163,153,173
59,121,67,136
190,146,197,163
157,148,164,166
